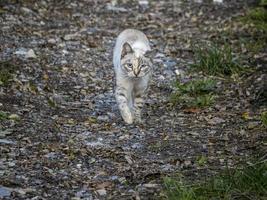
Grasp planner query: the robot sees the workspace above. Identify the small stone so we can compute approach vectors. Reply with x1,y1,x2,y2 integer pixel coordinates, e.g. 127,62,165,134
8,114,20,121
0,129,13,137
96,189,107,196
97,115,109,122
213,0,223,3
0,187,11,198
184,160,192,167
143,183,159,188
248,121,259,129
25,49,37,58
138,0,149,6
44,152,57,159
64,34,77,41
189,132,200,136
8,162,16,167
124,155,133,164
106,4,127,12
21,7,32,13
207,117,225,125
0,139,16,145
48,38,57,44
131,143,143,149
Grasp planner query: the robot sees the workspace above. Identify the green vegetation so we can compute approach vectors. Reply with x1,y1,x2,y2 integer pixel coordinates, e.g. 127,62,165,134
163,160,267,200
246,7,267,31
260,0,267,6
170,79,216,108
244,37,266,54
243,0,267,32
191,43,242,76
261,111,267,127
0,111,20,122
0,61,18,86
0,111,8,121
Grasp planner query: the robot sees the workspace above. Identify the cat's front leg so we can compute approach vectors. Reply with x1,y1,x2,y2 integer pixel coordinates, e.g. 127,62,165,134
133,87,148,123
115,87,133,124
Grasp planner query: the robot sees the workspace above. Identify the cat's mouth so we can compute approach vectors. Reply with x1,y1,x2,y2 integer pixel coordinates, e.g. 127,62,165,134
131,76,142,79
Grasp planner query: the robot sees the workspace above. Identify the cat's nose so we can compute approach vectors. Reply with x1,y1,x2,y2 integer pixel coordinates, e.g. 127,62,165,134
134,72,139,77
133,69,140,77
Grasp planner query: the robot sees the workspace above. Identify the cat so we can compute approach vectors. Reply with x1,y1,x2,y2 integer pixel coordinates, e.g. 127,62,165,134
113,29,153,124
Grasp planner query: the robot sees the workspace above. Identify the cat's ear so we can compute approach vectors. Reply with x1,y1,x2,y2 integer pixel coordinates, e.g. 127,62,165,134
144,49,157,58
121,42,133,59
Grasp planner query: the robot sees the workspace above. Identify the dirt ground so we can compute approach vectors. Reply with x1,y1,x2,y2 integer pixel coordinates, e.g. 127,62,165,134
0,0,266,199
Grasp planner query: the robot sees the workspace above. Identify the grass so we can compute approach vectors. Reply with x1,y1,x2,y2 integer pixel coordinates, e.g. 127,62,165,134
242,0,267,32
261,111,267,127
260,0,267,6
0,111,8,121
0,61,18,86
191,43,242,76
243,37,267,54
170,78,216,108
163,160,267,200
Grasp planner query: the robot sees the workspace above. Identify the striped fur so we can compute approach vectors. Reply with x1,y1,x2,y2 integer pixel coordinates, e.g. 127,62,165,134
113,29,152,124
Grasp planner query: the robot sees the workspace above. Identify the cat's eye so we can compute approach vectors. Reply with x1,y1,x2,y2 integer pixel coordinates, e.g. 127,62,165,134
126,63,133,68
140,64,147,69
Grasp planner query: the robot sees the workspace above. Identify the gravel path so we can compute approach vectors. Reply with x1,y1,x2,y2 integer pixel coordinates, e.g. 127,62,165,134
0,0,266,199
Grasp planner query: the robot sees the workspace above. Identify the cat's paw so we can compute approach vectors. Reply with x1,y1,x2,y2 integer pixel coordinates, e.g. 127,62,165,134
121,111,133,124
123,115,133,124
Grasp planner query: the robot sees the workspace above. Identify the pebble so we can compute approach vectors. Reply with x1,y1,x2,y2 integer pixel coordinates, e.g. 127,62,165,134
48,38,57,44
0,139,16,145
143,184,160,188
64,34,78,41
97,189,107,196
213,0,223,3
0,187,11,198
97,115,109,122
106,4,128,12
25,49,37,58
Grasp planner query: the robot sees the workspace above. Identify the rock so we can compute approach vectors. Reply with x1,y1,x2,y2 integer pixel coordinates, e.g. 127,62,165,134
25,49,37,58
184,160,192,167
131,143,143,149
14,48,28,55
138,0,149,9
0,139,16,145
248,121,260,129
124,155,133,164
75,189,93,199
21,7,33,13
8,114,20,121
213,0,223,3
64,34,78,41
143,184,160,188
44,152,57,159
48,38,57,44
0,129,13,137
97,115,109,122
138,0,149,6
207,117,225,125
106,4,128,12
8,162,16,167
96,189,107,196
0,186,11,198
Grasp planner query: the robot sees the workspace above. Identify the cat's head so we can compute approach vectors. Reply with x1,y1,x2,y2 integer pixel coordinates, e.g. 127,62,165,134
120,42,152,78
